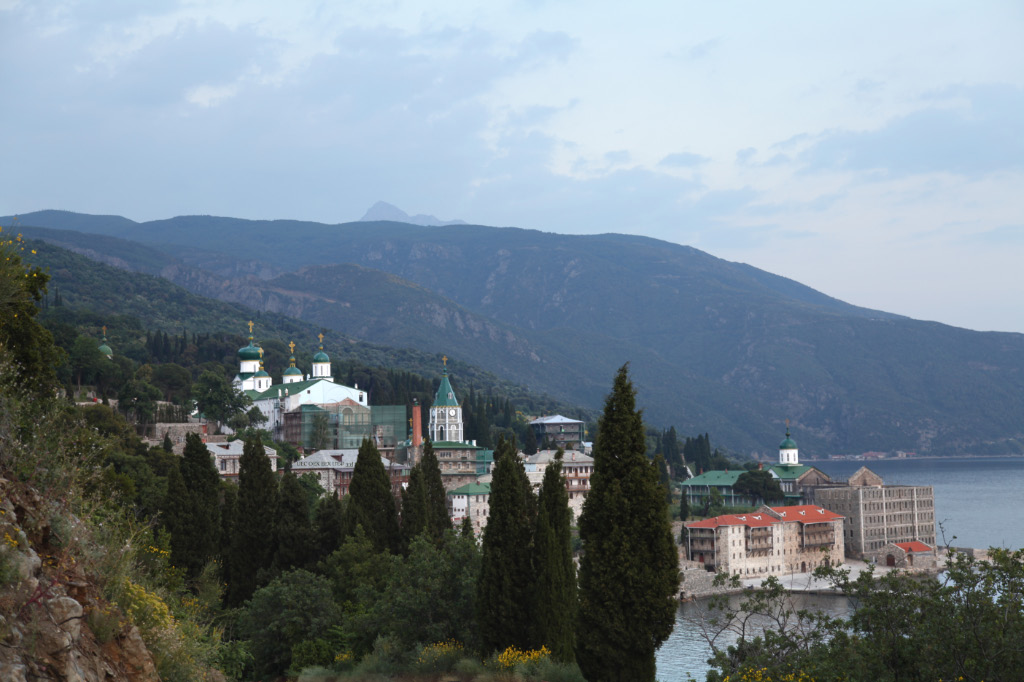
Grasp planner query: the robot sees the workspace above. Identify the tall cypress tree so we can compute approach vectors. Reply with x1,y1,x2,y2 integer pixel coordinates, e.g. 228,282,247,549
162,463,192,573
421,444,451,539
226,438,279,606
400,466,428,551
273,472,315,572
533,449,577,663
477,436,537,654
343,439,401,554
179,432,221,577
577,365,679,682
163,433,221,579
312,494,345,563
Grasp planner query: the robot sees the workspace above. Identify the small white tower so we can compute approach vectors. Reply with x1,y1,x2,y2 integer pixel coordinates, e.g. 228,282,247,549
311,333,333,382
283,341,303,384
253,356,272,392
428,356,463,443
779,421,799,466
235,320,263,391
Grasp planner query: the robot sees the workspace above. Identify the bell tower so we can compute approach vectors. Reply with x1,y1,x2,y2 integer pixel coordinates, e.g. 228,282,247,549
428,356,463,443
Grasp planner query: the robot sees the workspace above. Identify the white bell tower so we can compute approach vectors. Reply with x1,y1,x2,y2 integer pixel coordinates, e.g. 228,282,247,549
428,356,463,443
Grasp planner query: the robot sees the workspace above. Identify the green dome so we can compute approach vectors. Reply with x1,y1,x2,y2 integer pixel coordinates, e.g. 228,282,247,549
239,342,262,361
284,366,302,376
780,437,797,449
313,350,330,363
98,342,112,356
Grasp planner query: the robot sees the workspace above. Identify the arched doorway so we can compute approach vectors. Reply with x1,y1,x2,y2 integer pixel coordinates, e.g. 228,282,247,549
886,554,896,567
698,553,704,563
801,561,806,573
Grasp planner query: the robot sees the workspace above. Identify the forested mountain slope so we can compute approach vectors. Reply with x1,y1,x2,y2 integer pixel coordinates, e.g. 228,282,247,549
12,211,1024,457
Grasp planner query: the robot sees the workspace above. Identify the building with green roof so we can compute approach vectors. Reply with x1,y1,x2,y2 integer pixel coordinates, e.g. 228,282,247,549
429,356,464,443
447,481,491,534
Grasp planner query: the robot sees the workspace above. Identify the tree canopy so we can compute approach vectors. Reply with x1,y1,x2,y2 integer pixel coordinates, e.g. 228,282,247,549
577,364,679,682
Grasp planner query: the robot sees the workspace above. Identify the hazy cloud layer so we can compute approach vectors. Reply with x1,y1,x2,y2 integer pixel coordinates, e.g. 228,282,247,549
2,1,1022,333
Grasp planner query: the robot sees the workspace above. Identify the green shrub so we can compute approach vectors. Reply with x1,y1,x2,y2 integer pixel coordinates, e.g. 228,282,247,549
291,638,336,676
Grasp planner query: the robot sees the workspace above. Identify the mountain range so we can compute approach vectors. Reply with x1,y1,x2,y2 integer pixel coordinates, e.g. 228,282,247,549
8,209,1023,457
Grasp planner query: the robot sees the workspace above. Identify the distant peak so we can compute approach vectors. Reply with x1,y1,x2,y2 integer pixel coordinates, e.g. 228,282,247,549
359,201,466,227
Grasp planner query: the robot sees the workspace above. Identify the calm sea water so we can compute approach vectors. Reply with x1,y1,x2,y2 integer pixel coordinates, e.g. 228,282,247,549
655,456,1024,681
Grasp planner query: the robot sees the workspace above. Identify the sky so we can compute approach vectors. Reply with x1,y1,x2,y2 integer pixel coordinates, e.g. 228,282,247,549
2,1,1022,333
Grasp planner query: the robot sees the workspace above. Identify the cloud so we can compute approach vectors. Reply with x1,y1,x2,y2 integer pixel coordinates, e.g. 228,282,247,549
964,225,1024,245
659,152,709,168
604,150,631,164
735,148,756,165
799,84,1024,179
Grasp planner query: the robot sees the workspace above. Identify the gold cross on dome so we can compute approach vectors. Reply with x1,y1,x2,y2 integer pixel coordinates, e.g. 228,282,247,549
289,341,295,354
248,320,254,334
318,332,324,345
102,325,106,336
258,347,264,358
786,418,790,428
442,355,448,367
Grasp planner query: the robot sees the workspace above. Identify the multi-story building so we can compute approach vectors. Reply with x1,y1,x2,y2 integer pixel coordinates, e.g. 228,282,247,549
524,449,593,521
684,504,845,578
291,449,410,498
814,466,936,558
529,415,585,451
447,482,491,534
206,440,279,480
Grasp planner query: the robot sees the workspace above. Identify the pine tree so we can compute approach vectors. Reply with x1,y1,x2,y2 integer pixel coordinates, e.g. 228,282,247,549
477,436,537,654
533,448,577,662
343,438,401,554
273,472,316,572
577,365,680,682
226,438,279,606
162,431,173,453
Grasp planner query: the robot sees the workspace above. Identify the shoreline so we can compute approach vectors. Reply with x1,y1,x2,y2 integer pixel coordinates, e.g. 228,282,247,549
802,454,1024,463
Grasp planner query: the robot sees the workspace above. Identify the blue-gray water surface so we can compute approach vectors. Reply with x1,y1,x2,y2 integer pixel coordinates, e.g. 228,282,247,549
655,456,1024,681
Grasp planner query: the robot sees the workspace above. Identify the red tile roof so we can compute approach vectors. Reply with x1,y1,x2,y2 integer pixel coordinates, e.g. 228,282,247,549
686,504,843,530
769,505,844,524
686,512,777,529
895,541,932,553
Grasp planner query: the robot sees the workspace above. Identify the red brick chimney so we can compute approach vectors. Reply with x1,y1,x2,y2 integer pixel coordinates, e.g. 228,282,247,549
411,400,422,448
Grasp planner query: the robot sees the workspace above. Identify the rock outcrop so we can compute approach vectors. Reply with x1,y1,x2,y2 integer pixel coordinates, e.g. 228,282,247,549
0,479,160,682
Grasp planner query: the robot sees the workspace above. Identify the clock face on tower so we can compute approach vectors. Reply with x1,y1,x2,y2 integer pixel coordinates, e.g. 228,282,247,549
449,408,457,416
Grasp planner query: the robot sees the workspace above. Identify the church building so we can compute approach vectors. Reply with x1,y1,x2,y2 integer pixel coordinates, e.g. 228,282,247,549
231,324,368,440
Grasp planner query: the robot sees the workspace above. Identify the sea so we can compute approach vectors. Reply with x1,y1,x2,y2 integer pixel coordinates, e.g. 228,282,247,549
655,456,1024,681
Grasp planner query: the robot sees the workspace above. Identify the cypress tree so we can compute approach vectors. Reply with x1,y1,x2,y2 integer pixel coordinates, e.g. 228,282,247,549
477,436,537,654
576,365,679,682
162,463,192,574
273,472,316,572
523,424,538,456
460,515,474,539
533,449,577,663
421,444,451,539
176,432,222,579
400,465,428,550
162,434,221,580
343,439,401,554
162,431,173,453
226,438,279,606
312,494,345,563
